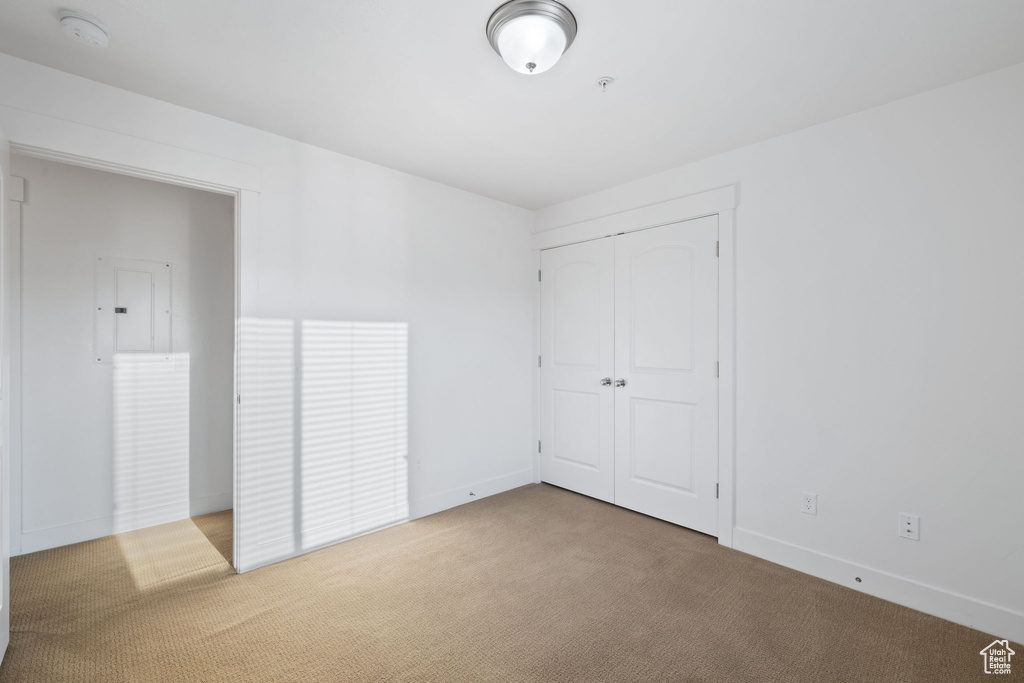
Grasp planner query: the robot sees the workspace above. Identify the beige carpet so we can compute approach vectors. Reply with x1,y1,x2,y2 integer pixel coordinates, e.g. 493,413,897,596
0,484,1016,682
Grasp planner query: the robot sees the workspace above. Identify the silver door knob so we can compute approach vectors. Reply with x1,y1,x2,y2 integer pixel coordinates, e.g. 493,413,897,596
600,377,612,386
615,378,627,387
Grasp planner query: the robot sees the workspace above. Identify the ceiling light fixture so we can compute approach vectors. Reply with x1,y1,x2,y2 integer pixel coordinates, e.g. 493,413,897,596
486,0,577,75
59,11,109,48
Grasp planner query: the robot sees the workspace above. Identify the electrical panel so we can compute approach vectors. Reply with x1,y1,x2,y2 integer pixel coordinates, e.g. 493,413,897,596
94,256,172,363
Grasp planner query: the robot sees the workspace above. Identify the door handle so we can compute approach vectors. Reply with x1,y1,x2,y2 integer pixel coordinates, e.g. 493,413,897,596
600,377,612,386
615,378,627,387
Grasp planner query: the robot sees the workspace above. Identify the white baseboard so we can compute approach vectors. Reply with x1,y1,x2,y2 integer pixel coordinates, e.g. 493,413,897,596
189,491,233,517
17,493,234,556
733,528,1024,644
410,467,535,520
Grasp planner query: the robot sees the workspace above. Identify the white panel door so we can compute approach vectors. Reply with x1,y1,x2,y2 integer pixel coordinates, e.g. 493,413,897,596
613,216,719,534
539,238,615,502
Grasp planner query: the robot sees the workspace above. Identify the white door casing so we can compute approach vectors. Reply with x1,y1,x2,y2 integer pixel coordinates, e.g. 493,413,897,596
612,216,719,534
0,121,12,660
539,237,615,502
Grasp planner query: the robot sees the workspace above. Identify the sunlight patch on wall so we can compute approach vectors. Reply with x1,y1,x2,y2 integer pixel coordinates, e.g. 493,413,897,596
112,353,190,534
302,321,409,549
237,317,410,567
252,319,298,547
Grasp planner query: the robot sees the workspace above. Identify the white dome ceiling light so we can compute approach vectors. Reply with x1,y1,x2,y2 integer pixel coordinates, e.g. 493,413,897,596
59,12,109,48
486,0,577,75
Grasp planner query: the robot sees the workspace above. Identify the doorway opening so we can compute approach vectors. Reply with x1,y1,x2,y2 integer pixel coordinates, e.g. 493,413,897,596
10,154,236,577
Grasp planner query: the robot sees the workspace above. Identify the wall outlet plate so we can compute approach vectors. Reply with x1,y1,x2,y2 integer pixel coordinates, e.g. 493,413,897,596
899,512,920,541
800,492,817,515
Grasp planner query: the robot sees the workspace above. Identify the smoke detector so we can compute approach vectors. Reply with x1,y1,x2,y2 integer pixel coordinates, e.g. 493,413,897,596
59,12,109,48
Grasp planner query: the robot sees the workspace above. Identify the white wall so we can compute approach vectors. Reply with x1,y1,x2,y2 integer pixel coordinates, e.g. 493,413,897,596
5,47,1016,637
12,155,235,553
536,64,1024,640
0,54,536,569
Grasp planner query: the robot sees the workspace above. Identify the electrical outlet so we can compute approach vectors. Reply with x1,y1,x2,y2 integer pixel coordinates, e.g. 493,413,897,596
800,492,817,515
899,513,920,541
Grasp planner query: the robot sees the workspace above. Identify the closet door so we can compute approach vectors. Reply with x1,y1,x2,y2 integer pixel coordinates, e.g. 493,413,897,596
613,216,719,534
539,238,615,502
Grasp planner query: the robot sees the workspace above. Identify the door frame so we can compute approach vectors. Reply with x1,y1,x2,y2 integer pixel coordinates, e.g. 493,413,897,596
531,185,738,547
1,106,260,571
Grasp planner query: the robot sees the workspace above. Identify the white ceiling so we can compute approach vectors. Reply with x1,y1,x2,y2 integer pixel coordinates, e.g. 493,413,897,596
2,1,1024,209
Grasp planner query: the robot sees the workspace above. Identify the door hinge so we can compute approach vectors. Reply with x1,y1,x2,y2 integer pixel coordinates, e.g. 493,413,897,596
716,483,720,499
538,355,542,368
538,269,542,282
716,241,720,257
715,361,720,377
538,440,542,453
237,394,241,405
